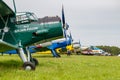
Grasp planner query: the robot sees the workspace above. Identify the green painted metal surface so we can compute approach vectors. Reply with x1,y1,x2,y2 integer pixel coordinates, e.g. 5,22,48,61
0,0,15,17
0,1,63,52
0,40,17,52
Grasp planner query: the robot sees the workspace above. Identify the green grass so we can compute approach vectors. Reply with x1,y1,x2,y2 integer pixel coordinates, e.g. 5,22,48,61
0,54,120,80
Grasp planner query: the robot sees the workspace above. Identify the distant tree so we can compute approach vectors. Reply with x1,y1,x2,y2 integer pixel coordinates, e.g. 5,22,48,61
97,46,120,55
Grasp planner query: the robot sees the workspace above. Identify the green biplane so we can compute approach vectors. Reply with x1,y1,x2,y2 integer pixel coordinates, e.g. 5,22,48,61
0,0,63,70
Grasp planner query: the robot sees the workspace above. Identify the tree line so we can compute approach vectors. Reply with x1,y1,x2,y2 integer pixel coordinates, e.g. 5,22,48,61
97,46,120,55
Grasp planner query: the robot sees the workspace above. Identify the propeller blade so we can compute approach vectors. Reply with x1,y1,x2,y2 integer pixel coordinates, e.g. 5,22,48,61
62,5,65,28
62,5,67,38
62,5,71,43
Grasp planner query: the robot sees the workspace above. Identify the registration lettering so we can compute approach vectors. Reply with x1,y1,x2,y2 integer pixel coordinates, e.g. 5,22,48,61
14,27,38,33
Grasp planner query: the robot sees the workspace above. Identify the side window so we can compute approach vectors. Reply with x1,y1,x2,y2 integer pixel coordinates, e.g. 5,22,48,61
28,13,38,22
13,12,38,24
16,14,30,24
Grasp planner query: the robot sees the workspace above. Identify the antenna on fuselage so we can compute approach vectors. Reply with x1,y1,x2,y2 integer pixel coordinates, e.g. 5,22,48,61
13,0,17,13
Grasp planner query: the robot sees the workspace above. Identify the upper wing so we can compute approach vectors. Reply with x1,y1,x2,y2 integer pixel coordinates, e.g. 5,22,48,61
0,40,17,52
0,0,15,17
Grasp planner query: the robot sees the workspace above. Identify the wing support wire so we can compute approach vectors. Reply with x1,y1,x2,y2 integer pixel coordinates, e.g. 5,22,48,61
0,14,17,43
0,14,18,52
0,14,9,40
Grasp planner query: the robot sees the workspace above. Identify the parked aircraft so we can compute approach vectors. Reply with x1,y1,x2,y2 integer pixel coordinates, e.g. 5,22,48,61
2,46,36,55
0,0,64,70
35,31,73,57
89,46,104,54
3,6,73,58
72,41,81,54
34,6,73,57
72,40,104,55
81,46,104,55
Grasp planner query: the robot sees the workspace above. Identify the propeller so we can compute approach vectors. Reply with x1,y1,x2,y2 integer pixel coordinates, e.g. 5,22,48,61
62,5,73,46
62,5,67,38
62,5,65,28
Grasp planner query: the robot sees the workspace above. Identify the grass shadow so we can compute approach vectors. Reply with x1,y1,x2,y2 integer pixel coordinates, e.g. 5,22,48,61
0,60,22,70
33,54,54,58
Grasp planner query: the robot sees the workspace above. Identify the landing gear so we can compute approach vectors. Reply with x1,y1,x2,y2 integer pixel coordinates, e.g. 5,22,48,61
17,46,39,70
51,49,61,58
23,62,35,70
32,58,39,66
56,53,61,57
25,47,39,66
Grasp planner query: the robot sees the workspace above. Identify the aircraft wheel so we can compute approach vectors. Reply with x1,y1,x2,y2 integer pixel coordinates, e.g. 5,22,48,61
33,58,39,66
23,62,35,70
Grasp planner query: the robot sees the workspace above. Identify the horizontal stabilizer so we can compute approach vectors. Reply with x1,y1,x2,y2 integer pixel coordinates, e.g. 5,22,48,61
0,40,17,52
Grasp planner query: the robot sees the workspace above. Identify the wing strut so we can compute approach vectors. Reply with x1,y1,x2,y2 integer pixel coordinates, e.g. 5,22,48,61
13,0,17,13
0,15,9,40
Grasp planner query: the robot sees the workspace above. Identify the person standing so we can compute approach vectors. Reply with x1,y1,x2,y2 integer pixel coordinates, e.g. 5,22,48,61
67,49,71,56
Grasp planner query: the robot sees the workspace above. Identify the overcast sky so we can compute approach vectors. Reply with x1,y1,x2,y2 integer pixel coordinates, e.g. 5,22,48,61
4,0,120,47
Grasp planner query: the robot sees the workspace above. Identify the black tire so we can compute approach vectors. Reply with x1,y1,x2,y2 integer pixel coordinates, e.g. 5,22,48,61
23,62,35,70
33,58,39,66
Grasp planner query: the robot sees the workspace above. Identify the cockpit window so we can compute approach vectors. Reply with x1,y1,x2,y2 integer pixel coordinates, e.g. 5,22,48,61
15,12,38,24
16,14,28,24
28,13,38,21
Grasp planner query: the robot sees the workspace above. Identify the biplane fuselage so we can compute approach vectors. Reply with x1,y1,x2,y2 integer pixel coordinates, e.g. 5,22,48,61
0,4,63,52
0,0,64,70
3,13,62,44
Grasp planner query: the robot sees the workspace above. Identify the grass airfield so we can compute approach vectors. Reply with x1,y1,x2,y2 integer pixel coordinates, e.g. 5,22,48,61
0,54,120,80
